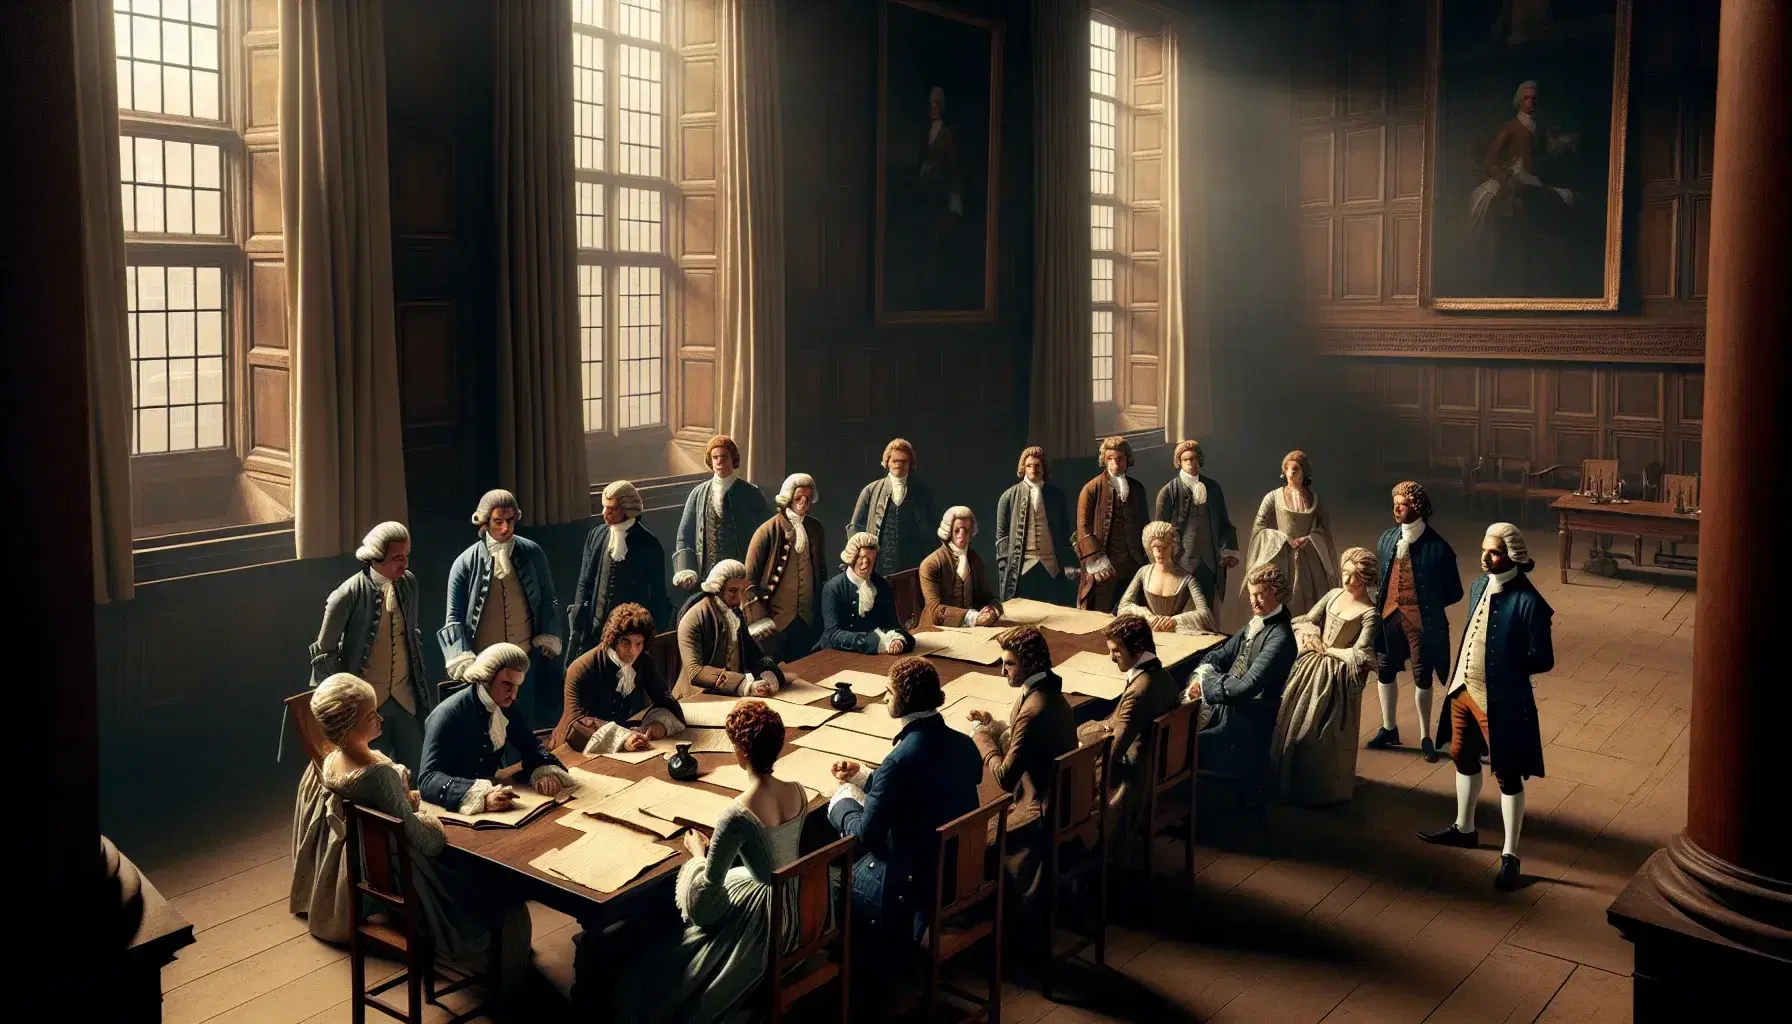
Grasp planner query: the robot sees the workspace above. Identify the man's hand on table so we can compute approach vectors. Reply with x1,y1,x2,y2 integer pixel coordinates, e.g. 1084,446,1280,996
683,831,709,858
484,786,519,812
533,773,565,797
622,731,654,752
831,759,863,783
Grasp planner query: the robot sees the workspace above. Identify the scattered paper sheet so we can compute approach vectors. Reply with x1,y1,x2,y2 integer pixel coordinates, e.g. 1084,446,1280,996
999,598,1115,635
585,777,692,838
641,787,740,832
762,698,843,729
678,699,741,728
941,695,1014,737
663,727,738,753
791,724,895,764
600,748,665,764
827,706,907,740
1055,650,1128,699
429,785,568,828
703,747,839,797
770,677,836,705
562,768,637,813
822,669,892,697
933,624,1012,640
1150,631,1226,667
943,672,1019,704
912,632,1002,664
532,820,676,893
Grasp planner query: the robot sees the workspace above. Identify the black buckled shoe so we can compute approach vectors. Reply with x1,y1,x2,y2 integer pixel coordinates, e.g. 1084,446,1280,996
1422,738,1440,763
1418,824,1479,848
1366,726,1401,750
1494,854,1522,891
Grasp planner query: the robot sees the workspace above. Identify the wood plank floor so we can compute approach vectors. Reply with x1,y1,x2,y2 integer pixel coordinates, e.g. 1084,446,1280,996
134,503,1686,1022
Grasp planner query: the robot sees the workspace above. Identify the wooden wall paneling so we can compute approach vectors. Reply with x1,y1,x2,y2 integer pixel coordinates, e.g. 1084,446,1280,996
1488,422,1533,460
1434,365,1479,411
1435,418,1478,459
1300,217,1334,300
238,16,290,505
1490,367,1534,413
1553,369,1600,419
1610,431,1664,481
1639,199,1678,299
390,132,456,238
672,3,723,454
1389,212,1420,297
1611,371,1664,423
1298,132,1335,207
1552,427,1601,471
1392,122,1423,199
1676,436,1701,476
1340,214,1382,300
1383,362,1424,410
1341,126,1384,203
395,302,457,427
249,365,290,452
1689,197,1711,298
1677,373,1703,424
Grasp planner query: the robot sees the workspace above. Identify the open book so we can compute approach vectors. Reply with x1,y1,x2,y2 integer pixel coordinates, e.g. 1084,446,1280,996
429,785,571,830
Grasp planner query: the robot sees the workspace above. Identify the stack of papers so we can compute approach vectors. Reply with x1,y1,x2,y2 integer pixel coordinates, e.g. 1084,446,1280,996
1055,650,1128,699
703,747,838,797
791,725,896,765
912,631,1003,664
821,669,892,697
828,707,908,740
943,672,1018,704
562,768,637,812
999,598,1114,635
640,787,739,831
584,777,692,838
531,818,676,893
762,698,843,728
1151,631,1226,667
679,700,741,728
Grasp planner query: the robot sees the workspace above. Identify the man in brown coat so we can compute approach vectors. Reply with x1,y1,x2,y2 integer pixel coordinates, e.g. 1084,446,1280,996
1079,615,1180,859
965,626,1078,904
673,560,783,699
918,505,1003,628
743,473,827,661
1075,436,1149,613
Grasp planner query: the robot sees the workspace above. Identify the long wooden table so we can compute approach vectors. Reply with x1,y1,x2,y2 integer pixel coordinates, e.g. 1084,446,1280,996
1551,494,1700,583
443,619,1222,927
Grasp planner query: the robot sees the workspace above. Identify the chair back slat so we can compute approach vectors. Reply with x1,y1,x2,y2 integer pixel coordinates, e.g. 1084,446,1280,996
1051,738,1109,843
346,803,411,915
1151,702,1198,791
767,834,855,1019
1662,473,1699,509
283,692,333,767
932,795,1009,921
1581,459,1620,495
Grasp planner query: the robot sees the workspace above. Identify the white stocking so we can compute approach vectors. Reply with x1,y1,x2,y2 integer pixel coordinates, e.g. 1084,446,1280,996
1500,790,1526,856
1415,687,1435,743
1377,682,1398,731
1455,770,1483,832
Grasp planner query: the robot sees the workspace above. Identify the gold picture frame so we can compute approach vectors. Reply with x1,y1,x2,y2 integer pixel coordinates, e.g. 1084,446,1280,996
1420,0,1632,311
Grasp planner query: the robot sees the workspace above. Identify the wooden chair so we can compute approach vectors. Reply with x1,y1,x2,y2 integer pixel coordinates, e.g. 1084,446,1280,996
1580,458,1620,497
921,795,1011,1023
345,803,485,1024
766,834,856,1023
1524,463,1577,505
1469,457,1532,527
888,568,924,631
1041,736,1111,1001
1662,473,1700,511
1426,454,1474,519
1141,702,1200,908
648,628,682,686
283,691,333,768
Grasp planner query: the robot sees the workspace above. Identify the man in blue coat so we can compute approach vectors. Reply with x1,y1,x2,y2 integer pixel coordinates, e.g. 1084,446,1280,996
439,489,565,725
818,532,916,656
1183,563,1298,794
1367,481,1465,762
1419,523,1553,892
567,479,672,661
419,643,574,815
672,434,771,594
827,658,983,951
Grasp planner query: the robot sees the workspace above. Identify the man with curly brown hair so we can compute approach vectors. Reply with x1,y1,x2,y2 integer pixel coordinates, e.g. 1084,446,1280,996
550,603,685,753
1075,436,1149,613
1367,481,1465,761
1184,563,1297,795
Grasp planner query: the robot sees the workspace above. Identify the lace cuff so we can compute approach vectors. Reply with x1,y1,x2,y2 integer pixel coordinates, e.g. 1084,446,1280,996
458,779,495,815
582,721,634,755
530,764,575,789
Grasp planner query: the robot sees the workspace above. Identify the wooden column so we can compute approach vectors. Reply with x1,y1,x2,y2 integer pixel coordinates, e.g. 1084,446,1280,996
1608,0,1790,1013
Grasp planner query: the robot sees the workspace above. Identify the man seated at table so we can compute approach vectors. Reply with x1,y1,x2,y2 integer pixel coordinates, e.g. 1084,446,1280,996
1182,563,1297,797
673,559,785,699
550,602,687,754
817,532,916,656
419,642,575,815
966,626,1078,906
827,658,983,955
1080,615,1181,861
918,505,1004,628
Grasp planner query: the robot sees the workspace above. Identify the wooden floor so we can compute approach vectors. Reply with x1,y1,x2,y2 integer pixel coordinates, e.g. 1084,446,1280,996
137,503,1691,1023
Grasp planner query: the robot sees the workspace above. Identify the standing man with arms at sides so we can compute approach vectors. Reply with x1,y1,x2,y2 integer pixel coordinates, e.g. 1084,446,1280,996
994,446,1080,605
309,521,436,771
1418,524,1552,892
439,489,564,724
744,473,828,661
848,438,939,576
567,479,671,663
1154,439,1239,614
673,435,771,594
1367,481,1465,762
1075,436,1149,613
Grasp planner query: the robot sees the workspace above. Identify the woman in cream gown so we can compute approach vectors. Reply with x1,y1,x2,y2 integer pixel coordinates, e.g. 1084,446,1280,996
1116,521,1218,634
1271,548,1380,805
1244,450,1336,616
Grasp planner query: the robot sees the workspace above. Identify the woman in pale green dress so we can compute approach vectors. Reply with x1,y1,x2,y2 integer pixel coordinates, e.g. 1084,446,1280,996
1272,548,1380,805
615,700,811,1024
1244,450,1337,616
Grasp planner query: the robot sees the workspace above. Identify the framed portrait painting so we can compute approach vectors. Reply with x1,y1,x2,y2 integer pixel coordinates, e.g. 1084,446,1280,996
874,0,1004,324
1421,0,1632,310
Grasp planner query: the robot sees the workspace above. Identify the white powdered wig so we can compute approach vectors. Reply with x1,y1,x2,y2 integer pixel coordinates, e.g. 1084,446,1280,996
465,642,531,684
602,479,644,518
937,505,978,541
1512,80,1538,108
840,532,880,569
356,521,410,563
701,559,749,594
472,488,521,529
1485,522,1533,567
776,473,818,511
312,673,376,744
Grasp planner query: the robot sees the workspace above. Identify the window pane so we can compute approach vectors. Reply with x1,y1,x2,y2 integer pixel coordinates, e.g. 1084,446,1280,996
577,181,606,250
1091,309,1114,404
619,0,663,42
1091,203,1114,251
618,44,663,177
1091,257,1114,304
616,266,663,429
120,137,226,237
571,0,605,29
1090,20,1118,97
116,0,222,122
572,31,607,172
617,186,661,253
1089,97,1117,196
127,263,227,453
578,264,605,431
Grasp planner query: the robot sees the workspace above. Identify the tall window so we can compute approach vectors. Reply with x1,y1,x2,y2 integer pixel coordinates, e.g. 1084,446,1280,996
115,0,235,453
1089,18,1119,406
573,0,672,435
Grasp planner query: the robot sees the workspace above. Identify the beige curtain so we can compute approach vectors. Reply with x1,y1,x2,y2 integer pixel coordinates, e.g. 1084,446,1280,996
1029,0,1095,456
718,0,788,487
494,0,586,523
281,0,409,558
73,0,136,603
1159,28,1213,441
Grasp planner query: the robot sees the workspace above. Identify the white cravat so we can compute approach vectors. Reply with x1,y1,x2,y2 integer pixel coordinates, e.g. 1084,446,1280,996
710,473,737,516
1396,519,1427,560
846,566,877,616
1179,470,1208,506
1449,567,1518,696
486,537,516,579
1244,605,1280,642
606,517,634,562
888,473,908,506
786,510,808,553
607,647,637,699
1125,651,1160,684
475,683,508,752
372,569,399,612
1517,111,1535,131
1109,472,1130,503
951,541,970,581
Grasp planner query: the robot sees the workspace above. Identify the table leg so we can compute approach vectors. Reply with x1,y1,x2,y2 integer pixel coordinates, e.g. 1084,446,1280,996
1559,518,1572,584
1635,535,1645,568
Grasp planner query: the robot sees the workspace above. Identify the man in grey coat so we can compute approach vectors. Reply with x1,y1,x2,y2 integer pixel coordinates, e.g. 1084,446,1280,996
310,521,435,767
1154,439,1240,611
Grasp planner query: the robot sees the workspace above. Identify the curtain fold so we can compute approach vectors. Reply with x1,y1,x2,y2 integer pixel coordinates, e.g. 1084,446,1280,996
281,0,410,559
1159,28,1214,441
494,0,586,523
1029,0,1095,455
718,0,788,487
73,0,136,603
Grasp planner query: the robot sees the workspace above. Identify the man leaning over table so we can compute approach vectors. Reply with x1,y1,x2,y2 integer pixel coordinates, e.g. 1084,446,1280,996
419,642,574,815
